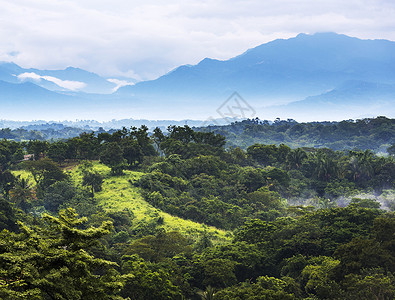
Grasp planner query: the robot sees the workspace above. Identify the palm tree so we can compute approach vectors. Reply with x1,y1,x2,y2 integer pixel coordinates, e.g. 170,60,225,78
197,286,216,300
348,155,362,181
348,150,374,182
314,153,337,181
359,150,374,179
9,177,36,212
286,148,307,169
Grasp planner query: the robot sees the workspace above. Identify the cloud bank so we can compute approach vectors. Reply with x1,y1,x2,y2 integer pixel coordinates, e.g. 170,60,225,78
1,0,395,80
107,78,136,92
17,72,86,91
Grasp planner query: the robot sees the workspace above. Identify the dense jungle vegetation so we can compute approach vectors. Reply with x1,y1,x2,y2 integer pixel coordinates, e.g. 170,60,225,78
199,116,395,153
1,116,394,152
0,119,394,299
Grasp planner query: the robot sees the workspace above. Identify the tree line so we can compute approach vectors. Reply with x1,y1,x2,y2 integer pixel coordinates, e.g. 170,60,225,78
200,116,395,153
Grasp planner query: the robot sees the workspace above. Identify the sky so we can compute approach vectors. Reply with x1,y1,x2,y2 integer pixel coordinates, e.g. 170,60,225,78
1,0,395,81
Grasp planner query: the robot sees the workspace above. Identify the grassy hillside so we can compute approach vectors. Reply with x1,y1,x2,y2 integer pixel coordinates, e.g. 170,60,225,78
68,162,230,245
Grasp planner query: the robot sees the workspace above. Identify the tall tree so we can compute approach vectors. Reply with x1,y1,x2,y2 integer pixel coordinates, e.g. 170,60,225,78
9,177,36,212
100,142,127,175
82,171,104,197
0,208,124,299
23,158,68,195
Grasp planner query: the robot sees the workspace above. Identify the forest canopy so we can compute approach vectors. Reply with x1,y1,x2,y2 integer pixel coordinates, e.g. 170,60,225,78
198,116,395,153
0,119,394,299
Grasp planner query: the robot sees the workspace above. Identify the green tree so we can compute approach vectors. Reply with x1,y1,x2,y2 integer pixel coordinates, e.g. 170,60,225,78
201,258,237,288
47,141,69,163
43,181,77,212
197,286,216,300
247,144,278,166
26,140,49,160
9,177,36,212
343,268,395,299
120,255,181,300
130,125,156,156
70,132,99,160
314,152,338,181
82,171,104,197
347,150,375,183
23,158,68,195
300,256,341,298
239,167,267,193
0,208,123,299
234,219,278,244
152,127,165,156
100,142,127,175
335,238,394,275
0,196,18,232
122,140,143,168
0,140,24,170
124,231,192,262
0,170,15,198
213,276,296,300
286,148,307,169
194,231,213,252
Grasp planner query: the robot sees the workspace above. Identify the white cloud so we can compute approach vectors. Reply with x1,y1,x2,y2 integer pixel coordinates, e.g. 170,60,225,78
107,78,135,92
17,72,86,91
1,0,395,79
17,72,42,81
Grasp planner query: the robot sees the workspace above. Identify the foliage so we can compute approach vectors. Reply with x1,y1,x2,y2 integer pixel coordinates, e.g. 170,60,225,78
124,231,192,262
23,158,68,195
0,121,394,299
213,276,296,299
100,142,127,175
9,176,37,212
120,255,182,300
200,116,395,153
80,162,104,197
0,196,18,232
0,208,123,299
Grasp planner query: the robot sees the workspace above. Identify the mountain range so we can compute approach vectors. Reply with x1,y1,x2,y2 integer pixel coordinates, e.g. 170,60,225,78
1,32,394,121
0,62,136,94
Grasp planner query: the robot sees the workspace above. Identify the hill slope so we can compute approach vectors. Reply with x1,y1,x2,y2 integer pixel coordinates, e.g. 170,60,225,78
70,163,230,244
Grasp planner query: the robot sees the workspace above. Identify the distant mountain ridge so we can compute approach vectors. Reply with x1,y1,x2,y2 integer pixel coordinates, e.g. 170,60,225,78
1,32,394,121
0,62,136,94
0,118,225,131
264,80,395,121
117,32,395,103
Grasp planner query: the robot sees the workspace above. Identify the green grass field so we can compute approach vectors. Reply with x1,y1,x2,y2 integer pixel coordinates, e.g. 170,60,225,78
68,162,231,244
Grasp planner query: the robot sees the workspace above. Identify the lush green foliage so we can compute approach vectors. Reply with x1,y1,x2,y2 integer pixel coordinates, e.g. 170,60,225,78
199,116,395,153
0,208,123,299
0,126,88,141
0,122,394,299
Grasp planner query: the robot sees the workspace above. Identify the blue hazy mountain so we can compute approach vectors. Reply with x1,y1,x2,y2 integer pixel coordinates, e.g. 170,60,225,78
0,78,144,120
0,80,91,119
0,62,136,94
1,32,395,121
263,80,395,121
116,32,395,106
